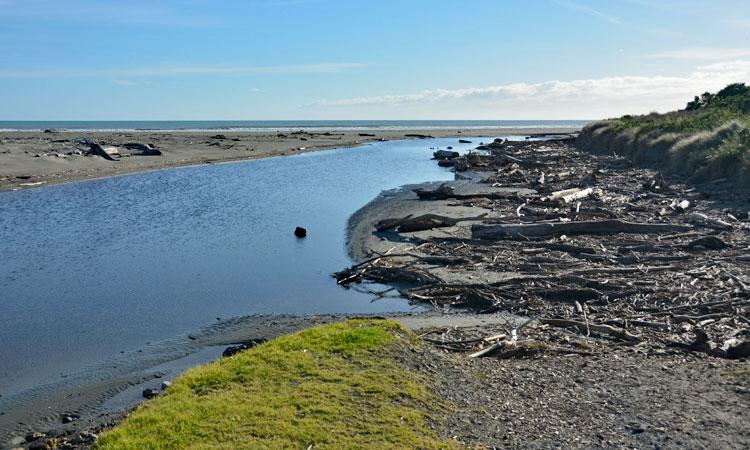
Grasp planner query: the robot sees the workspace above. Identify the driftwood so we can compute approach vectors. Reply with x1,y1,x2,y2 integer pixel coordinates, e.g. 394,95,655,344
540,318,642,342
414,184,455,200
545,187,595,204
123,143,162,156
376,213,487,233
336,137,749,360
88,143,118,161
472,220,693,240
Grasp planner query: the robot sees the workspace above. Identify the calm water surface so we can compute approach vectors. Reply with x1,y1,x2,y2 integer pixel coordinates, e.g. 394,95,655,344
0,137,483,395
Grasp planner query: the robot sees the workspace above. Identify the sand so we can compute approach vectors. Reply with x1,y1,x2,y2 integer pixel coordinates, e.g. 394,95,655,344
0,128,576,191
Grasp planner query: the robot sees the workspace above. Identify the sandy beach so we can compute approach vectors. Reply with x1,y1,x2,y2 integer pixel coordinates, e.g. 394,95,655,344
0,128,576,191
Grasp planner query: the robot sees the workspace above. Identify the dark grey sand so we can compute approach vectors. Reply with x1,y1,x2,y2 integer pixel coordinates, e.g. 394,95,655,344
0,128,574,191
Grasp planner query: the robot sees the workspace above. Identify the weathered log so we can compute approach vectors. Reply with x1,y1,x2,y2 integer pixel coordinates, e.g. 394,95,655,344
472,219,692,240
377,213,487,233
540,318,641,342
534,288,602,303
123,143,162,156
414,184,455,200
688,212,733,230
469,342,504,358
545,187,595,204
374,215,413,232
88,143,118,161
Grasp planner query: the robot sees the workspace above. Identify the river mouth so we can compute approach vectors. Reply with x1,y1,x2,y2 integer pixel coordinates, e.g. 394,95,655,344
0,137,498,415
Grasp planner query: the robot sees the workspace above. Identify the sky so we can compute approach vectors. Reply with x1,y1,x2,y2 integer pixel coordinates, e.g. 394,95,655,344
1,0,750,120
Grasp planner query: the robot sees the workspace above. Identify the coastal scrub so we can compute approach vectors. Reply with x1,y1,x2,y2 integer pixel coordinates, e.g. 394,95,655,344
576,83,750,187
96,319,458,449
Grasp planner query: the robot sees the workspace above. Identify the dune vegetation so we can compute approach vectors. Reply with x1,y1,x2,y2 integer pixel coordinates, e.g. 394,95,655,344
96,319,458,450
577,83,750,187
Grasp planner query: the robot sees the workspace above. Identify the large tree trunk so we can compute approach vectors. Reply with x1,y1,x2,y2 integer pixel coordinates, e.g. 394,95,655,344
472,219,693,240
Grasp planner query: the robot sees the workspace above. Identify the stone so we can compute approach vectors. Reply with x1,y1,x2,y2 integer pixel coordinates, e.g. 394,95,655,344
433,150,460,160
25,432,45,442
142,388,160,399
222,339,267,357
161,381,172,390
294,227,307,238
60,414,79,424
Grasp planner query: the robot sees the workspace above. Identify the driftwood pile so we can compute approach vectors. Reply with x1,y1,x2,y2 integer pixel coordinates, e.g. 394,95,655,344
336,137,750,359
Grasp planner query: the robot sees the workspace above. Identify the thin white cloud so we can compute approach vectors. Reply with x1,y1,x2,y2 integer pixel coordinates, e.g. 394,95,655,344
308,60,750,118
550,0,622,24
648,47,750,61
0,62,367,78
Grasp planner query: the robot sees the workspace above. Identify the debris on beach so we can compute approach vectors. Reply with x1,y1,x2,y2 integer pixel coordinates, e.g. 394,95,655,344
336,137,750,360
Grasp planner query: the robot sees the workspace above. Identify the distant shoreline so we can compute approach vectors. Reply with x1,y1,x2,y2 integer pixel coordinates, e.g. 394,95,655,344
0,127,579,192
0,119,589,133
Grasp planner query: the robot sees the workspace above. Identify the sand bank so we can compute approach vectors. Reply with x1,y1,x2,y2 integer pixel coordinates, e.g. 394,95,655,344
0,128,575,191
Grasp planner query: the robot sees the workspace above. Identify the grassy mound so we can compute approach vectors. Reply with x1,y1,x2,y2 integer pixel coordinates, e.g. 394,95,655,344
96,320,458,449
577,83,750,188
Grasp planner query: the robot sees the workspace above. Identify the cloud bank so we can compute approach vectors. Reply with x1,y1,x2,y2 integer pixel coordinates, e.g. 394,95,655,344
307,60,750,119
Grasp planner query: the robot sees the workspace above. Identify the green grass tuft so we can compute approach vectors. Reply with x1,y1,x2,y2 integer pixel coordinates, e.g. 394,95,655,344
96,319,458,450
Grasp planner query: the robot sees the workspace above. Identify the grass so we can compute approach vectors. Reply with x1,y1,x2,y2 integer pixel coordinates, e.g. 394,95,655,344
96,319,459,450
576,84,750,187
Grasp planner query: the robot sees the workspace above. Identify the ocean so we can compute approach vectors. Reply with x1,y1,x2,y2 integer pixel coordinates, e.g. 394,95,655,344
0,120,589,132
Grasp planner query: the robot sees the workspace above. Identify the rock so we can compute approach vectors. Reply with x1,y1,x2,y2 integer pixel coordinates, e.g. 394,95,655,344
210,134,227,140
60,414,79,423
459,139,472,144
222,338,267,357
161,381,172,390
446,146,454,149
28,441,48,450
25,432,45,442
142,388,160,399
294,226,307,238
433,150,460,160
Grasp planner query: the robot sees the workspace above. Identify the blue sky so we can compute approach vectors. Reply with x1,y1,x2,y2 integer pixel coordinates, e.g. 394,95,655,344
1,0,749,120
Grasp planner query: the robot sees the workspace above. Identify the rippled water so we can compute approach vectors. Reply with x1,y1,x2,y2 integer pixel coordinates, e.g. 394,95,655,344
0,137,484,395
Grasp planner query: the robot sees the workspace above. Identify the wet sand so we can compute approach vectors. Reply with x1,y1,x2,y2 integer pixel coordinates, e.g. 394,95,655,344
0,128,575,191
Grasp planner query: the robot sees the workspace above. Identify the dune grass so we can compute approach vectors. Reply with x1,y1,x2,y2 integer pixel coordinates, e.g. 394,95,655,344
576,83,750,187
96,319,459,450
